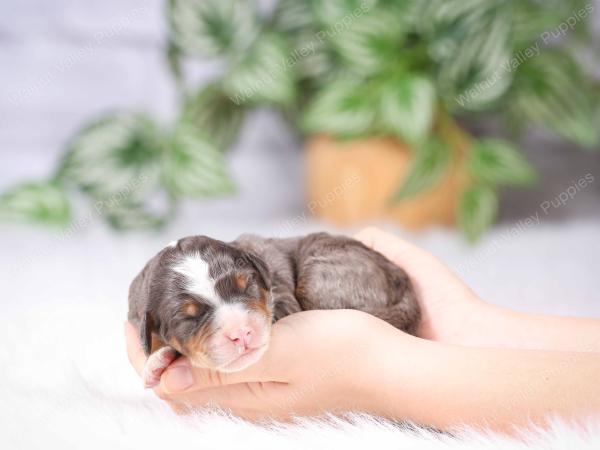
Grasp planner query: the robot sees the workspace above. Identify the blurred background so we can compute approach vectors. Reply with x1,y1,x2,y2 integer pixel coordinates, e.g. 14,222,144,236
0,0,599,319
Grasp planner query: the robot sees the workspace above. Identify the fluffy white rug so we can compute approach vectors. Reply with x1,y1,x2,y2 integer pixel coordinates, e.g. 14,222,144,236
1,219,599,449
1,300,599,450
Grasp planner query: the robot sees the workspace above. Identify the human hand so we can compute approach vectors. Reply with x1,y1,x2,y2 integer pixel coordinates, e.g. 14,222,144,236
354,227,487,344
125,309,413,420
126,309,600,431
355,227,600,353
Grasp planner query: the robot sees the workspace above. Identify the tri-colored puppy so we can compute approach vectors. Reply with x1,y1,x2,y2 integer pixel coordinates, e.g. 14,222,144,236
128,232,420,387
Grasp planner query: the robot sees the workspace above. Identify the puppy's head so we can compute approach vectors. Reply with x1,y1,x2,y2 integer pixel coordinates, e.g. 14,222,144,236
129,235,272,372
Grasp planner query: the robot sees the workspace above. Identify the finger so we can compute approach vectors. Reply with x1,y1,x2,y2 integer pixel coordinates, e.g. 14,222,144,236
161,352,278,394
124,321,146,376
354,227,421,262
161,381,293,419
354,227,444,271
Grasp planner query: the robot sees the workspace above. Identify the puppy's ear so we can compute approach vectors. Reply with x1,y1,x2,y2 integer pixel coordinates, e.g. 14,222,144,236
128,255,160,356
244,252,271,290
139,311,154,356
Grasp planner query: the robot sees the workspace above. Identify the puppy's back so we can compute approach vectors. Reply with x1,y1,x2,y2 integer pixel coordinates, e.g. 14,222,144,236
294,233,420,334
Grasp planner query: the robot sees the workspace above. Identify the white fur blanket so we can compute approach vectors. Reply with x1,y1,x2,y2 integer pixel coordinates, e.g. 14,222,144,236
1,301,599,450
1,220,599,449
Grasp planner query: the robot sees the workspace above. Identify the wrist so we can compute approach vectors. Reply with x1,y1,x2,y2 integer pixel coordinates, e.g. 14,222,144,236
353,319,420,417
420,297,490,346
466,304,600,352
441,301,562,350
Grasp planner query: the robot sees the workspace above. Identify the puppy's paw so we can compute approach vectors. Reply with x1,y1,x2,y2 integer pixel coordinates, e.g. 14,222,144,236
142,346,179,389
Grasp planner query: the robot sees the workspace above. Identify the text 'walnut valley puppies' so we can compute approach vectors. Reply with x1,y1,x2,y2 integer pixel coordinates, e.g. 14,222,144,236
128,232,420,388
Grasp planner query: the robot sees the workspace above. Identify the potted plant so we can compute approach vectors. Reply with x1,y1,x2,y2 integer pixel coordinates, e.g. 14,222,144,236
2,0,597,241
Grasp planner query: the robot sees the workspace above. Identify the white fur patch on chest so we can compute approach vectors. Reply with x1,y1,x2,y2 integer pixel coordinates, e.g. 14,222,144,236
172,253,221,307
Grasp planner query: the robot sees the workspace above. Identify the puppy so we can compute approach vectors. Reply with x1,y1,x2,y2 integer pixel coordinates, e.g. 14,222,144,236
128,232,420,387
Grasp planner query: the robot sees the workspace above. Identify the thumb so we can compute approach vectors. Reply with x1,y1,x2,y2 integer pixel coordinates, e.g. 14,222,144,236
354,227,422,265
354,227,447,274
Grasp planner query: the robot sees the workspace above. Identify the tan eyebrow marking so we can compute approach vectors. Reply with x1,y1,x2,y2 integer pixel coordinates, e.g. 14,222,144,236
246,288,272,321
234,273,248,290
183,302,201,316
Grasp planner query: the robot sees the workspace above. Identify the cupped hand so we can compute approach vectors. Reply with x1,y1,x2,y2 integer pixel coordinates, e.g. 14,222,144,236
125,309,411,420
354,227,487,344
125,227,491,419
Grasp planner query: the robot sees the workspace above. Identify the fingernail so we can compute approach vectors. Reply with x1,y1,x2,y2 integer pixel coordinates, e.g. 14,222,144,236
163,365,194,393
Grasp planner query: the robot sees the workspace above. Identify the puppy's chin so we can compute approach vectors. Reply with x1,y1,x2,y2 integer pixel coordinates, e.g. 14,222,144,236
189,343,269,373
218,343,269,372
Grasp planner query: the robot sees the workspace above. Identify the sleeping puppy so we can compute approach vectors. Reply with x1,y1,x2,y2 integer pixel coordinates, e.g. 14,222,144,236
128,232,420,388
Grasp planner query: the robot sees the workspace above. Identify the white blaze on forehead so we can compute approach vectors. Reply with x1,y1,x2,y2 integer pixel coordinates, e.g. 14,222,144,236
172,253,221,307
167,240,178,248
215,302,248,327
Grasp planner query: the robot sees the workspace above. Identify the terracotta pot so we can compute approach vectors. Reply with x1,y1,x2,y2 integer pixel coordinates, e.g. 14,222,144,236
305,126,470,229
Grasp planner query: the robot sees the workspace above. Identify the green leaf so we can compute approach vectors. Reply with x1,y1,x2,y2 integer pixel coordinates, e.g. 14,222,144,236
391,138,450,201
163,123,234,197
329,7,408,76
59,112,162,199
181,83,245,149
272,0,336,82
426,0,513,109
511,0,593,48
166,39,184,89
273,0,313,35
458,184,498,243
301,79,376,137
507,51,598,148
224,33,296,106
380,74,436,144
104,201,171,231
469,139,537,186
168,0,258,58
289,29,336,81
311,0,377,28
0,180,71,226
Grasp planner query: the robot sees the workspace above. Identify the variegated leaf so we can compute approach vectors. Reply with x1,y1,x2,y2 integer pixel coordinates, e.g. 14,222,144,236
168,0,258,58
392,138,450,200
301,79,376,137
469,139,537,186
59,112,161,199
273,0,313,35
508,51,598,148
380,74,436,144
181,83,245,150
224,33,295,106
0,181,71,225
329,8,408,75
458,184,498,243
163,124,234,197
310,0,378,28
292,30,336,81
104,201,171,231
427,0,513,109
512,0,592,47
272,0,335,82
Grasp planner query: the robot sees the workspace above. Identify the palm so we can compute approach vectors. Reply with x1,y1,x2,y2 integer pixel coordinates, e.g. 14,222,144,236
354,228,484,342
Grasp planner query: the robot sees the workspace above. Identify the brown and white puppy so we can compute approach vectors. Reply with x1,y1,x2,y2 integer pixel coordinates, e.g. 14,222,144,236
128,232,420,387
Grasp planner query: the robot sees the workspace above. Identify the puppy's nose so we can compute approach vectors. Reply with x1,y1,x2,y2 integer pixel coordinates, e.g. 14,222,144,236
227,327,253,348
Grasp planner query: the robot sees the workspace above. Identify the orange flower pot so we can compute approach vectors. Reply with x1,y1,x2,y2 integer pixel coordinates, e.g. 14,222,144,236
305,130,469,229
